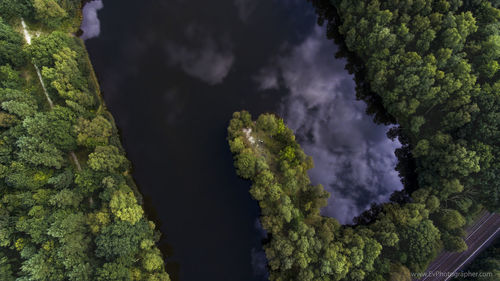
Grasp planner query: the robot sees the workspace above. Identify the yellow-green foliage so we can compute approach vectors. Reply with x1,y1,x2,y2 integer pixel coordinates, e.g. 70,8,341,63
110,189,144,225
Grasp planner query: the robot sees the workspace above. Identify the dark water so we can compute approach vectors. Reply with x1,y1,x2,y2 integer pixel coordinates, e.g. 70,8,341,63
83,0,401,280
84,1,317,280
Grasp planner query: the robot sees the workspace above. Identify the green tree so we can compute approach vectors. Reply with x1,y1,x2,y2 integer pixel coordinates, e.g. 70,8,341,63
88,145,127,173
235,148,257,179
0,252,15,281
0,64,23,89
435,209,466,230
76,116,112,148
443,234,467,252
109,188,144,225
42,47,94,107
96,262,131,281
95,220,149,260
389,263,411,281
0,17,25,67
399,219,441,272
0,112,18,127
32,0,67,28
27,31,75,67
16,136,64,168
142,249,164,272
22,106,77,151
0,0,34,20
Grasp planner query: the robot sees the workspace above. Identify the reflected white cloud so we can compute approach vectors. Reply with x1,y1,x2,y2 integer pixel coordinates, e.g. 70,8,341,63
255,26,402,224
80,0,104,40
253,66,279,90
166,25,234,85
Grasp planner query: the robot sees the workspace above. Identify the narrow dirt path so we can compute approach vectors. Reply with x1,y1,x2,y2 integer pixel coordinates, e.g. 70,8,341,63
21,19,82,171
21,20,54,108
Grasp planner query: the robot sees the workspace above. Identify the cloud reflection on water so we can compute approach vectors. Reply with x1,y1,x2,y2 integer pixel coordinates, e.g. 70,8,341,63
165,24,235,85
255,26,402,224
80,0,104,40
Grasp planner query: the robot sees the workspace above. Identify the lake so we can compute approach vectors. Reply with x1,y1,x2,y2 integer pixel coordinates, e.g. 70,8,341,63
83,0,401,280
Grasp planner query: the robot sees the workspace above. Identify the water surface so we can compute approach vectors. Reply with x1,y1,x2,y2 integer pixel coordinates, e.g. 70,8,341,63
83,0,401,279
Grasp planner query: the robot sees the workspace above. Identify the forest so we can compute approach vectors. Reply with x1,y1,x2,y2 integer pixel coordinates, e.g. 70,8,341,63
0,0,169,280
1,0,499,280
229,0,500,280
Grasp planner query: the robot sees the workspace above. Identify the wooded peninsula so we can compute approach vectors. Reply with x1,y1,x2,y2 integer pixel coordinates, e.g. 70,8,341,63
229,0,500,280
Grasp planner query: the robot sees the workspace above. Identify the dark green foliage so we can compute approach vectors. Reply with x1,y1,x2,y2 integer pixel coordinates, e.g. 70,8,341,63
32,0,68,28
442,233,468,252
0,0,34,20
26,31,77,67
16,135,65,168
0,17,25,67
29,0,82,30
42,46,95,107
388,263,411,281
0,88,38,118
434,209,466,230
76,116,112,148
47,169,73,189
398,220,440,272
22,106,77,151
0,64,23,89
0,252,15,281
235,149,257,178
95,220,149,260
96,262,132,281
0,4,170,281
88,145,128,173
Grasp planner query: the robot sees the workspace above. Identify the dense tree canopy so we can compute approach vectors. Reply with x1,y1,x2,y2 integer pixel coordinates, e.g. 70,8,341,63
0,3,170,281
0,18,25,67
